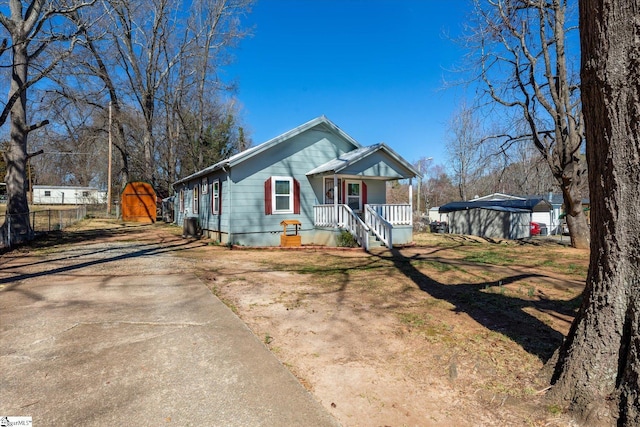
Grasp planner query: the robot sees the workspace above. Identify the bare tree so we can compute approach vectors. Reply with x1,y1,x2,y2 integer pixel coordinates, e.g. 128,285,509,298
30,97,108,187
485,138,559,195
412,156,433,216
386,180,409,205
0,0,95,244
547,0,640,424
157,0,252,193
446,103,488,201
44,0,252,199
467,0,590,249
181,0,251,165
104,0,187,185
425,165,459,208
106,0,250,186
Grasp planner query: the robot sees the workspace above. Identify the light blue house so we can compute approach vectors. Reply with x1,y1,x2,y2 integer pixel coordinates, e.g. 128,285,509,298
173,116,418,249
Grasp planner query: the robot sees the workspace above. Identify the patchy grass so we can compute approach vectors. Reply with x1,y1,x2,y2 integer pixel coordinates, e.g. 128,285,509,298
462,249,516,265
34,225,575,425
397,312,426,328
29,222,585,426
411,259,456,272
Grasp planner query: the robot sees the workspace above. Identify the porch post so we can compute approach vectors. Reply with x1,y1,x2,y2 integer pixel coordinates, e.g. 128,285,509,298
409,178,413,225
333,174,338,226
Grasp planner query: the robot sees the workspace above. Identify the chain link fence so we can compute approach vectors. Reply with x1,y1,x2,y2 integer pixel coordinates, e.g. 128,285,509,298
1,206,88,248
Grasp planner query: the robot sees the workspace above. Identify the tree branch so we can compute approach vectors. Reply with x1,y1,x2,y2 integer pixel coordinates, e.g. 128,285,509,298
27,119,49,133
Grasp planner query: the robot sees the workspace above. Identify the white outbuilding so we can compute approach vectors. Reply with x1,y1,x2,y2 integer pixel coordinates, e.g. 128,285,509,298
32,185,106,205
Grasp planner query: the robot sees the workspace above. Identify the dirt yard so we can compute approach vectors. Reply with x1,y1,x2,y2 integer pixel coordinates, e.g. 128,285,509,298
8,220,586,426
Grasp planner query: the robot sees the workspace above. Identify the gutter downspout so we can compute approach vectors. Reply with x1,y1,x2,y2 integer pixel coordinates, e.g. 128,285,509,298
408,177,413,226
333,174,338,227
222,164,232,245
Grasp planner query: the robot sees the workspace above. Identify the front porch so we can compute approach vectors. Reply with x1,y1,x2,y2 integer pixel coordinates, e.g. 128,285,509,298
305,142,419,250
313,203,412,250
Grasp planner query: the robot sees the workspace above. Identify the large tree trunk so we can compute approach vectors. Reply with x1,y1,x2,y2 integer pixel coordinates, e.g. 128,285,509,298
549,0,640,424
2,41,33,245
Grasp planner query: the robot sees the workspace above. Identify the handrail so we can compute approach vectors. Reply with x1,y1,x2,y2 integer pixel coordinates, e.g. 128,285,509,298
339,204,370,251
365,204,393,249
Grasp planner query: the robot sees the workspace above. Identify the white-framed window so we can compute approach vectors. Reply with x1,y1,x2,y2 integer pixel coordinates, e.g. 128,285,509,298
44,190,51,197
272,176,293,214
179,189,184,212
193,186,199,214
212,180,220,214
201,178,208,194
346,180,361,212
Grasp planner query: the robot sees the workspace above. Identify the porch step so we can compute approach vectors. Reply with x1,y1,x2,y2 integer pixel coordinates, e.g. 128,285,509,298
367,232,384,248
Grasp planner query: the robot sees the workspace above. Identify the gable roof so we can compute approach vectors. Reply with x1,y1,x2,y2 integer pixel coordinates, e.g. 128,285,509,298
174,116,361,186
473,193,526,201
306,143,419,178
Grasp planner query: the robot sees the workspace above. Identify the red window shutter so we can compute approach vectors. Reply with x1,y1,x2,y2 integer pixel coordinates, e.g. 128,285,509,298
264,178,272,215
342,180,346,204
362,181,367,206
293,179,301,214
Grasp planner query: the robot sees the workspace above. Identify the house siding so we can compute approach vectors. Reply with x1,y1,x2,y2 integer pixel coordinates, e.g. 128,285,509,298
391,225,413,245
176,128,357,246
339,151,409,179
364,180,386,204
175,171,231,240
173,118,417,248
227,130,354,246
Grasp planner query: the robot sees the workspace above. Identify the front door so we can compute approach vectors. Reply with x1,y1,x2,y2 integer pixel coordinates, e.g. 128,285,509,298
346,180,361,212
324,177,342,204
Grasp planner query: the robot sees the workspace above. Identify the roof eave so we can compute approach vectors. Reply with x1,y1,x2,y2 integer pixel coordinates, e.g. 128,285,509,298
173,161,230,187
174,116,362,186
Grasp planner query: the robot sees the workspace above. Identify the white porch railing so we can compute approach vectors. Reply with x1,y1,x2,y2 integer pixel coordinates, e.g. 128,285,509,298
313,204,370,250
367,204,412,225
314,203,410,249
313,204,340,227
365,205,393,249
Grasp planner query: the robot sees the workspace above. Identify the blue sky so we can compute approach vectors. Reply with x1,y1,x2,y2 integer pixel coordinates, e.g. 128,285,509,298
224,0,471,168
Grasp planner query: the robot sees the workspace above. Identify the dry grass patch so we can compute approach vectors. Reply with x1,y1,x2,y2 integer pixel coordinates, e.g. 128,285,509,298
24,221,583,426
179,231,587,425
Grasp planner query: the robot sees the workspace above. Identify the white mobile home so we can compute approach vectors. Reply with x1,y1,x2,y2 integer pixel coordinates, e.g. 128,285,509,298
32,185,106,205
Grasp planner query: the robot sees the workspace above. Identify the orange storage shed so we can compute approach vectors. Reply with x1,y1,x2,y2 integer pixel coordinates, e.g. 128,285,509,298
121,181,157,223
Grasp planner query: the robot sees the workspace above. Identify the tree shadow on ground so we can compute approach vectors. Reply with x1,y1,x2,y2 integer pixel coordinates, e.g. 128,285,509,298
0,224,206,290
0,222,151,256
377,248,581,362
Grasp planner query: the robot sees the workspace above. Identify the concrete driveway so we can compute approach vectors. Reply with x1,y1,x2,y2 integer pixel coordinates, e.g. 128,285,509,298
0,226,338,426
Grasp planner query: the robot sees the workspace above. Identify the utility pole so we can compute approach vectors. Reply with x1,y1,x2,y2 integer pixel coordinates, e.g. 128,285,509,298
107,102,112,216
